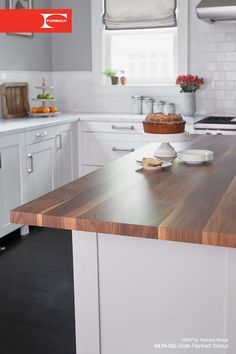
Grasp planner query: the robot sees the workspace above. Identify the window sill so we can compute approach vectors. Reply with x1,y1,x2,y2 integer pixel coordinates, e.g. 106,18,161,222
92,82,179,96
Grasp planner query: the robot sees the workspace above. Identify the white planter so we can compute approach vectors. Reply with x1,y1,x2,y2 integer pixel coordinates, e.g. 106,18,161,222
180,92,196,116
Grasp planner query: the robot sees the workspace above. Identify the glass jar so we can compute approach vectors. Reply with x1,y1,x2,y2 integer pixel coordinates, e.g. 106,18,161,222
142,97,153,115
131,96,143,114
163,102,176,115
153,100,165,113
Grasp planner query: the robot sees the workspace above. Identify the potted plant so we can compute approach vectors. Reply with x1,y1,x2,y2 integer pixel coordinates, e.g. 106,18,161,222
176,75,204,116
120,70,127,85
103,68,119,85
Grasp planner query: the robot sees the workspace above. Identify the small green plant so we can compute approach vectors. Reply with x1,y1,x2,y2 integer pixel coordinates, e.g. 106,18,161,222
103,67,117,78
120,70,125,76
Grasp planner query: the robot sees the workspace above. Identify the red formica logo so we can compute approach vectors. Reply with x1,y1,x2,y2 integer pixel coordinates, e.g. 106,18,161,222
0,9,72,32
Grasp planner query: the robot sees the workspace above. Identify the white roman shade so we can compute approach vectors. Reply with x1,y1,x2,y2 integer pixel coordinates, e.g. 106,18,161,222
103,0,177,30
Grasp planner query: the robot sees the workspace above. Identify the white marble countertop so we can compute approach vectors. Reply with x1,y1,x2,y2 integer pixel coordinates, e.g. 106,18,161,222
0,112,203,137
0,113,79,137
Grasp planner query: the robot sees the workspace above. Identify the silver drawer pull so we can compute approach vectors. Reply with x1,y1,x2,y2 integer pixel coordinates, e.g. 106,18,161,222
36,131,48,138
112,125,135,130
112,147,135,152
56,132,62,150
0,152,2,169
28,154,34,173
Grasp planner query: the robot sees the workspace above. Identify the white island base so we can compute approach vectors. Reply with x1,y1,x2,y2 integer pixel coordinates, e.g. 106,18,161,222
72,231,236,354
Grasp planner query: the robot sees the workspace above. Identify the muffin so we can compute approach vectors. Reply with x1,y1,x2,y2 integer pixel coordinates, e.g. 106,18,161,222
143,113,186,134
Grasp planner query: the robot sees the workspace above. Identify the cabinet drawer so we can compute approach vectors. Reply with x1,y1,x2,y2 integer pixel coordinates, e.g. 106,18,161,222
26,126,55,145
82,132,144,166
81,121,143,134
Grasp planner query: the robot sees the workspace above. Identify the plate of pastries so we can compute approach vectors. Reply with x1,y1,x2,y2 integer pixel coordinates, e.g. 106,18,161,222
136,157,172,171
143,113,186,134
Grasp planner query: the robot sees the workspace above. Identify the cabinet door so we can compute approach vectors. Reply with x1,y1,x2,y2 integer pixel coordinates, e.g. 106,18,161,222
54,124,74,189
27,139,55,202
0,135,24,237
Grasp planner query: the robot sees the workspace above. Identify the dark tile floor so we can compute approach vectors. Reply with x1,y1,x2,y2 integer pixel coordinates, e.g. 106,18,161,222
0,227,76,354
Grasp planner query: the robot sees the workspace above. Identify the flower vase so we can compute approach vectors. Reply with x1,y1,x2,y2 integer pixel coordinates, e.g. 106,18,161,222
181,92,196,116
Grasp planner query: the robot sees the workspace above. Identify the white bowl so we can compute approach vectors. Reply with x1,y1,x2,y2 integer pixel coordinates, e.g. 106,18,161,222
178,149,213,164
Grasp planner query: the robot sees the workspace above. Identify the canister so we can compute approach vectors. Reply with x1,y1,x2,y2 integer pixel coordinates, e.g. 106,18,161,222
153,100,164,113
142,97,153,115
163,102,176,115
131,96,143,114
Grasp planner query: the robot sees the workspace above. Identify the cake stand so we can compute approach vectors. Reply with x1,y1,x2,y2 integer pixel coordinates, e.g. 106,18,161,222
152,131,190,158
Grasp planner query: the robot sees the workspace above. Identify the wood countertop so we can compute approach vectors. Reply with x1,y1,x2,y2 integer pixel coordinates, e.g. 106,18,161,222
11,135,236,248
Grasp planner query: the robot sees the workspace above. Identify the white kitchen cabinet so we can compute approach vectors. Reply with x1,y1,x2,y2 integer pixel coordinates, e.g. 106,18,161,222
0,134,25,238
54,123,74,189
79,121,145,176
26,139,55,202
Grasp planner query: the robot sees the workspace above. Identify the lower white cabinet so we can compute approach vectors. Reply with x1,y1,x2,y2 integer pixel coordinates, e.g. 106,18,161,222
0,134,25,238
26,139,55,202
0,121,76,238
79,121,145,176
54,123,74,189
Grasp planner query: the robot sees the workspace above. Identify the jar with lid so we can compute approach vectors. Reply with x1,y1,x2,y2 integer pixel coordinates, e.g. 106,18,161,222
131,96,143,114
153,100,165,113
142,97,153,115
163,102,176,115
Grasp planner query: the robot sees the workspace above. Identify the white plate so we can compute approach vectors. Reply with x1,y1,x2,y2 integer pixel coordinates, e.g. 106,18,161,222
178,149,213,164
136,161,172,171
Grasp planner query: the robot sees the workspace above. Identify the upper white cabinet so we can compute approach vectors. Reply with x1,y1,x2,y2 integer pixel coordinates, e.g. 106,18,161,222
0,133,25,237
54,123,74,189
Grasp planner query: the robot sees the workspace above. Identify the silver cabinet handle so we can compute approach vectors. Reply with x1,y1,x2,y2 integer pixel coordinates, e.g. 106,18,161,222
0,152,2,169
36,131,48,138
28,154,34,173
56,132,62,150
112,147,135,152
111,125,135,130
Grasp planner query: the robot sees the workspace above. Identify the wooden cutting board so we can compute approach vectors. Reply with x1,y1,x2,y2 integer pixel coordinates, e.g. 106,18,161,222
1,82,30,119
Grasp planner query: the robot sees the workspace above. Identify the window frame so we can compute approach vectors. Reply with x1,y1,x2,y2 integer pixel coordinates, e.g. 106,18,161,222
91,0,189,91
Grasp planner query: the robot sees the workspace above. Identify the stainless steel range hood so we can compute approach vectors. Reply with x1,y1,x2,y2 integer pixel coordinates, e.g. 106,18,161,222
196,0,236,23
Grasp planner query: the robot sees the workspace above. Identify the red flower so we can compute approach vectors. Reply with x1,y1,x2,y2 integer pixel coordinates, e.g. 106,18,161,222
176,74,204,92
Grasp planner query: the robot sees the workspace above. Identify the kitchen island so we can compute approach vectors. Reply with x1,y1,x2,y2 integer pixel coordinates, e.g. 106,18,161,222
11,135,236,354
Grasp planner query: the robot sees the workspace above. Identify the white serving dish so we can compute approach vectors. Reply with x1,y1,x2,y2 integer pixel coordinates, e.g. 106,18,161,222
178,149,213,164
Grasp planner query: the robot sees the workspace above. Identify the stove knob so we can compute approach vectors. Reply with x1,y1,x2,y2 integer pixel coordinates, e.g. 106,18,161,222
206,132,211,135
217,132,223,135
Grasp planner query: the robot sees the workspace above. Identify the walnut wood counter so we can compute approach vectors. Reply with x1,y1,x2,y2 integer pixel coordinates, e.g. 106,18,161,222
11,134,236,248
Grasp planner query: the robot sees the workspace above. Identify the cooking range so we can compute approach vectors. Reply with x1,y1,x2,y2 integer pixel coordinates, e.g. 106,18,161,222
194,116,236,135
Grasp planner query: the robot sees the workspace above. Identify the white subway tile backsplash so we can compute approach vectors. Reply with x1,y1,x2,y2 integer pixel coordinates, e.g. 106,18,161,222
216,81,235,90
226,72,236,80
223,62,236,71
225,91,236,100
216,42,236,52
226,53,236,61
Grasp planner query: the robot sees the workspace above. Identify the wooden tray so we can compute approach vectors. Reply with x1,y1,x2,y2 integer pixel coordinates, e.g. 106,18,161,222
1,82,30,119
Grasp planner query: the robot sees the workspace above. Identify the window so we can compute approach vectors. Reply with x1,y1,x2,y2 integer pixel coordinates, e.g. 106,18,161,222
105,27,177,84
91,0,188,88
